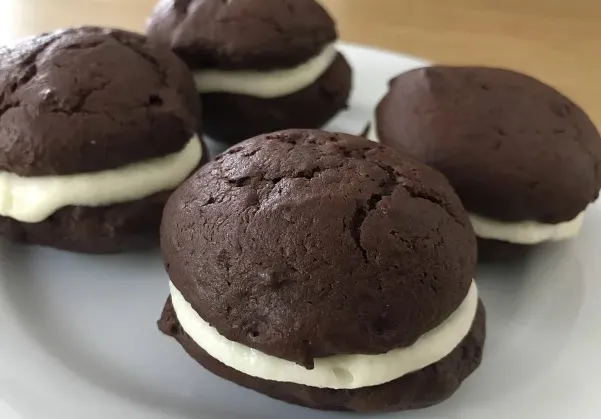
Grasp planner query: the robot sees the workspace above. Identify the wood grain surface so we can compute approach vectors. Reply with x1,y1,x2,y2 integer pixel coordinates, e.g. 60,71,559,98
1,0,600,125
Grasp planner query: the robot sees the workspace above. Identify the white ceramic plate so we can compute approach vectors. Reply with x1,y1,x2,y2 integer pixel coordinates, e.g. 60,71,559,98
1,44,600,419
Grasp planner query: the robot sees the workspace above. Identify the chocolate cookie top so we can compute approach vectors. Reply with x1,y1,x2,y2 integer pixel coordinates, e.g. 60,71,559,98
0,26,200,176
161,129,476,367
376,66,601,224
146,0,337,71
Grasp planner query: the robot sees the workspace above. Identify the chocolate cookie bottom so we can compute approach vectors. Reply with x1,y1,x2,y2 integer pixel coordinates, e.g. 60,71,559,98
158,298,486,412
0,191,170,254
477,237,536,262
202,53,353,145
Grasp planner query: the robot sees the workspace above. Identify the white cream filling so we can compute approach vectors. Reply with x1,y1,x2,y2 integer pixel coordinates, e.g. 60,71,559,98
366,119,380,143
0,136,203,223
170,280,478,390
193,44,338,98
470,212,585,245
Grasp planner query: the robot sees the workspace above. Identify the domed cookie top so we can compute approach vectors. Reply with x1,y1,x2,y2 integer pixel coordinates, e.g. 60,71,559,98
161,129,476,367
0,26,200,176
375,66,601,224
146,0,337,70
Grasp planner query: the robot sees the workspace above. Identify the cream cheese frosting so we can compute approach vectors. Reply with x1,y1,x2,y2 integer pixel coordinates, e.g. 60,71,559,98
470,212,585,244
0,136,202,223
193,44,338,98
169,280,479,390
367,121,380,143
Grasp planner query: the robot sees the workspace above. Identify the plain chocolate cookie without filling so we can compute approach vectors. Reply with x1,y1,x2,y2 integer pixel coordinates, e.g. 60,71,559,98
159,129,483,411
0,26,207,253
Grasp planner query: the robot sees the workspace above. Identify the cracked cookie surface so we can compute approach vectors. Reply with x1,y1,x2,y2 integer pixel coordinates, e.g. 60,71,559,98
146,0,337,70
376,66,601,223
161,129,476,366
0,26,200,176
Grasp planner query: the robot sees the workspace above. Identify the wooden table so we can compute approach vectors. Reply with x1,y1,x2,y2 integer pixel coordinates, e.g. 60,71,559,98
2,0,600,126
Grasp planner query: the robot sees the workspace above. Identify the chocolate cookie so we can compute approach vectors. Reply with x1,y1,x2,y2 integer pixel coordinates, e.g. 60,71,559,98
159,129,484,411
373,66,601,258
0,27,207,253
147,0,352,145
